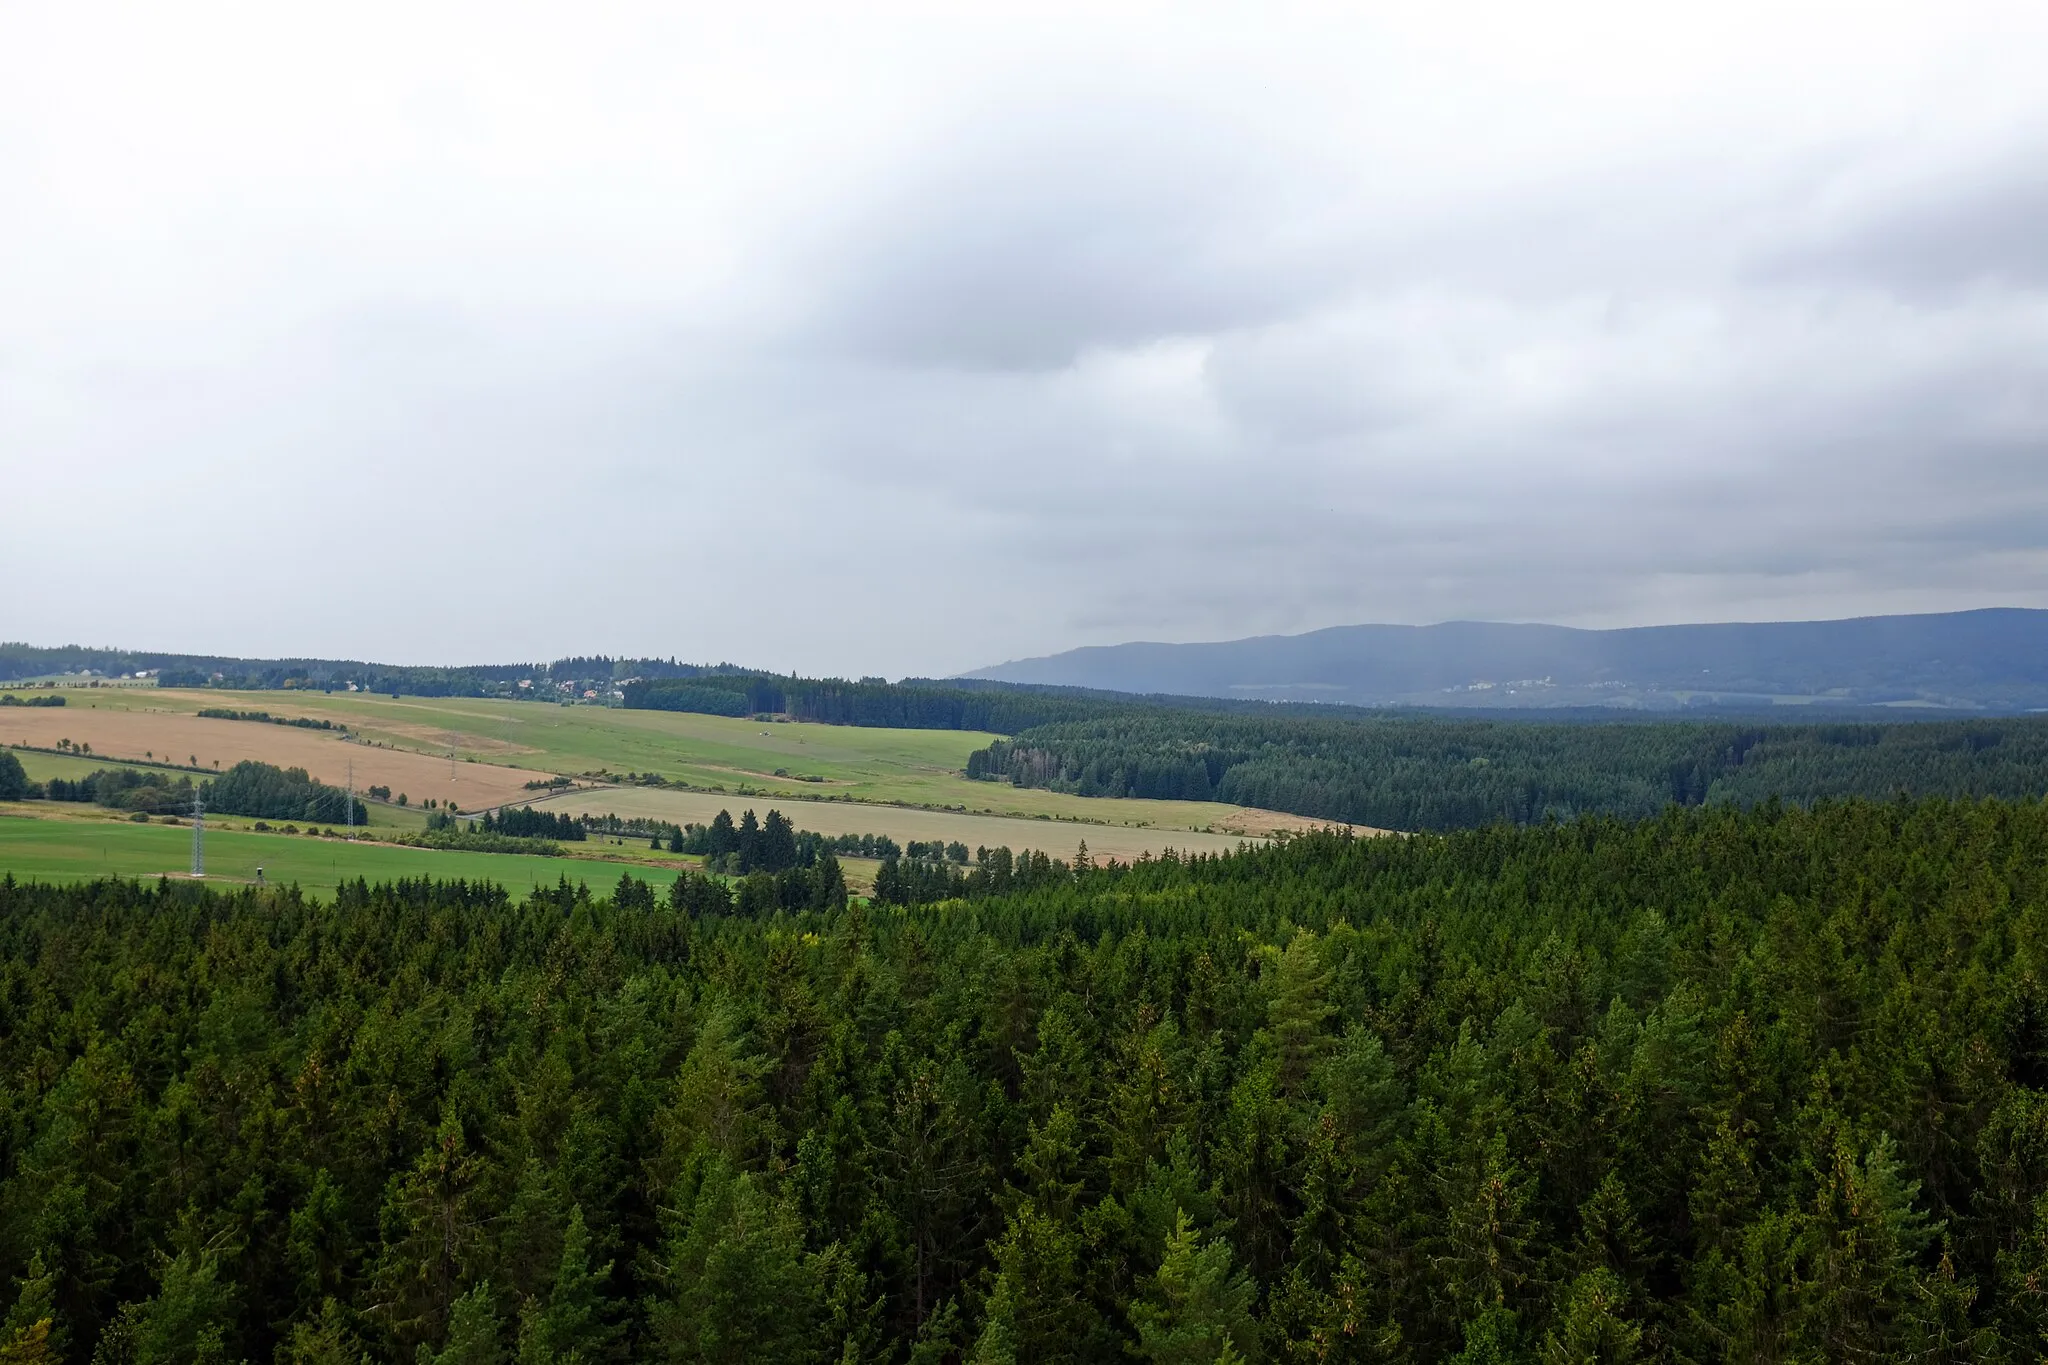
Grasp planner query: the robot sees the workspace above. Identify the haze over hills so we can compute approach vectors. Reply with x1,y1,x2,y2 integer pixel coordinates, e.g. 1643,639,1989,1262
963,608,2048,712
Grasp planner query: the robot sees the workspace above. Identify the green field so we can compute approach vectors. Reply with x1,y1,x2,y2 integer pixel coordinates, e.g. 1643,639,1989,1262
0,807,694,898
48,688,1312,836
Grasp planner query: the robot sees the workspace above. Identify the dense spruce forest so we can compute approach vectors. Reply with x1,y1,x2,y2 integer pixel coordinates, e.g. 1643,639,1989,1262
622,676,1118,734
967,714,2048,830
8,798,2048,1360
632,676,2048,833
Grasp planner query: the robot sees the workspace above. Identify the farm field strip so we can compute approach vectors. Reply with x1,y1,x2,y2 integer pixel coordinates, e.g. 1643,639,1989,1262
525,786,1264,862
0,704,551,810
233,691,1346,832
23,688,1350,837
0,808,695,899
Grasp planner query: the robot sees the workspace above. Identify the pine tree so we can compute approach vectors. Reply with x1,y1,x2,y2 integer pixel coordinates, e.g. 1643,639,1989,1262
1792,1131,1938,1360
1269,930,1333,1094
516,1207,619,1365
125,1247,240,1365
288,1170,352,1307
966,1276,1018,1365
735,810,761,872
1541,1270,1641,1364
760,810,797,872
278,1300,371,1365
646,1164,822,1363
1128,1210,1262,1364
373,1110,489,1351
418,1283,504,1365
0,1252,60,1365
980,1204,1104,1359
810,854,847,912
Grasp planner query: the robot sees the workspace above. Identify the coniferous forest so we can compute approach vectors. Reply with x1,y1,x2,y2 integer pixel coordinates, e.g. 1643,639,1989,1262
8,798,2048,1360
968,714,2048,830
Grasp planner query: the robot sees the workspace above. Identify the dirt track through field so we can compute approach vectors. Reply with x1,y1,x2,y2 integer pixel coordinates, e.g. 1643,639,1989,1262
0,708,544,810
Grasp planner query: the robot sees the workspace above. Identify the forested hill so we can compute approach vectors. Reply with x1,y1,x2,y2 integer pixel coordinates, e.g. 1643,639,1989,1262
8,797,2048,1360
965,607,2048,709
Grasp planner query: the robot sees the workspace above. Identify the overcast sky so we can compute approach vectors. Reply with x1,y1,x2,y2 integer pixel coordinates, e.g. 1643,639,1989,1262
4,3,2046,677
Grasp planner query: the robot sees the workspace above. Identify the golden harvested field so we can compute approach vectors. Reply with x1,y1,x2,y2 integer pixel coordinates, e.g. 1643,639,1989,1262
527,785,1268,862
0,706,541,810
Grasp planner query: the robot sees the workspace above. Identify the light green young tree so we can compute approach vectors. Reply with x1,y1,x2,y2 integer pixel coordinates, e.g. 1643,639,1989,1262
417,1283,504,1365
1129,1211,1262,1365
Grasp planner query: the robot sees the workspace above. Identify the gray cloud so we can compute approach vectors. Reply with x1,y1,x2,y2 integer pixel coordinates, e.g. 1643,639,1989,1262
1759,134,2048,292
794,96,1351,370
3,4,2047,677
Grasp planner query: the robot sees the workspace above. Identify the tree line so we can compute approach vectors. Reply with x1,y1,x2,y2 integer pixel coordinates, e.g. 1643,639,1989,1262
623,676,1117,733
0,642,740,699
11,797,2048,1359
672,808,898,880
480,807,586,842
7,758,358,824
196,709,344,732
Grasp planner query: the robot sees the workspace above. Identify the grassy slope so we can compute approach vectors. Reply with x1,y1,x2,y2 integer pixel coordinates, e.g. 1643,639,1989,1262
64,689,1298,834
0,806,695,898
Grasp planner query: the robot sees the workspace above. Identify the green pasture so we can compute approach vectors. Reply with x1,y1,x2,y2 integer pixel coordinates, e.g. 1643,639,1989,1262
0,809,692,899
78,690,1267,833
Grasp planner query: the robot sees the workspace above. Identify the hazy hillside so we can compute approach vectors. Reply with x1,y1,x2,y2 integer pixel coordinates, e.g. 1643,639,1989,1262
964,608,2048,710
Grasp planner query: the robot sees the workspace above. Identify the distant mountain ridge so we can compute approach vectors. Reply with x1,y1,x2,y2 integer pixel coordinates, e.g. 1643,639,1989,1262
962,608,2048,711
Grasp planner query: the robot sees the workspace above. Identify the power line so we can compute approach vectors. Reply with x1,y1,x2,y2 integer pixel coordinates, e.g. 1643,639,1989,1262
190,787,204,877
